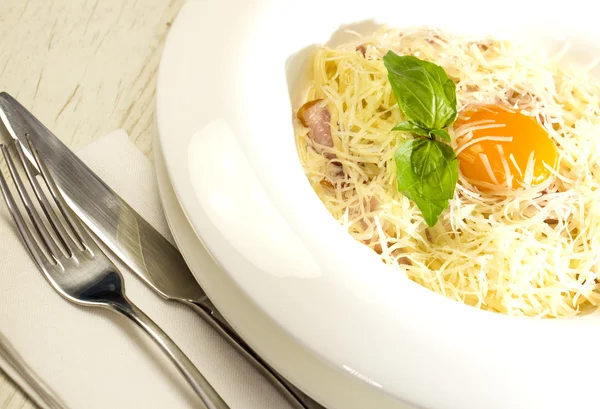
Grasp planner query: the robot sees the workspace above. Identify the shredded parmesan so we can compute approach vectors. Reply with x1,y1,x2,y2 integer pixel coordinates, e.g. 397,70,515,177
455,136,513,157
496,144,513,189
293,27,600,318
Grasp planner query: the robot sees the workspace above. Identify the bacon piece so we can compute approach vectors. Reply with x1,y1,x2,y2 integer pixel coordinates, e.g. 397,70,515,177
397,256,412,266
425,33,447,45
356,44,367,57
298,99,344,177
467,40,491,51
297,99,333,152
320,178,335,190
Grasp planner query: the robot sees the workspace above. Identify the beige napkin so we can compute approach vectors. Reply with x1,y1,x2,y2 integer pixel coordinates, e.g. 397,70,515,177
0,130,294,409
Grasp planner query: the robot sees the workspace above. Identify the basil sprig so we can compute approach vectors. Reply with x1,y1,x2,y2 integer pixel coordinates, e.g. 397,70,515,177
395,139,458,227
383,51,459,226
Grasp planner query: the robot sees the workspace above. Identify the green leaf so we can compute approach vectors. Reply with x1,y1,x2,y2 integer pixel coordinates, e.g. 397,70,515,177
428,129,451,143
395,139,458,226
392,122,430,138
383,52,457,130
392,123,452,143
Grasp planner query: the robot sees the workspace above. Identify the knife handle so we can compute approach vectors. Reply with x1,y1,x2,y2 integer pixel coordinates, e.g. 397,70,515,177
182,299,326,409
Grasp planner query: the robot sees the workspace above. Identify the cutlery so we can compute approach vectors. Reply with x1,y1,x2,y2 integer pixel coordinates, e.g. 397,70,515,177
0,332,68,409
0,92,325,409
0,140,229,409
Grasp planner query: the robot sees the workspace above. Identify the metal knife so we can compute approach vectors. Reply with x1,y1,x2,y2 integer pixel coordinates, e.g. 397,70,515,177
0,92,324,409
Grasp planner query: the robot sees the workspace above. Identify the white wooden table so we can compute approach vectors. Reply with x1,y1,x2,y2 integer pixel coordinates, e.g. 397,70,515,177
0,1,184,406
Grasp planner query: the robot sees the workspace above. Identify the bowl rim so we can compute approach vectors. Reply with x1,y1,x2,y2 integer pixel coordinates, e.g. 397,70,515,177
153,126,418,409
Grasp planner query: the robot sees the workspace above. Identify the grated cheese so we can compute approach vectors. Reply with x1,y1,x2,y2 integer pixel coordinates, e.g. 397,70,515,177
455,136,513,157
293,27,600,318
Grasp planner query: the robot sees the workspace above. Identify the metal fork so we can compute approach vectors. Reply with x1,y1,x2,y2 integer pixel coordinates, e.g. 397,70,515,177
0,139,230,409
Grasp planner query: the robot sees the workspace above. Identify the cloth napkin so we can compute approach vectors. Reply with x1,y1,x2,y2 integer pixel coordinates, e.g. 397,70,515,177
0,131,294,409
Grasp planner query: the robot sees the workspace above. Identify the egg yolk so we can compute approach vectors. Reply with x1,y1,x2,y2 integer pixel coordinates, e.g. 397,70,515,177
454,105,558,191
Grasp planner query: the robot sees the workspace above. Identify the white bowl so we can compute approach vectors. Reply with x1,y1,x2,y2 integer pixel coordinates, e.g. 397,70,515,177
156,1,600,408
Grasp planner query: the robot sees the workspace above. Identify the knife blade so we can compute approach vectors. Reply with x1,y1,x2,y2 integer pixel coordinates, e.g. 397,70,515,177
0,92,324,409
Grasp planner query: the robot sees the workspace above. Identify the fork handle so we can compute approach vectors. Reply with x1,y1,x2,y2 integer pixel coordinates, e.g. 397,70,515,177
186,299,325,409
110,297,229,409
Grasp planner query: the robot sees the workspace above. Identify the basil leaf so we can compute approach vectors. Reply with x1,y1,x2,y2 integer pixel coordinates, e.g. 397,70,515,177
428,129,451,143
383,52,457,130
394,123,452,143
392,122,430,138
395,138,458,226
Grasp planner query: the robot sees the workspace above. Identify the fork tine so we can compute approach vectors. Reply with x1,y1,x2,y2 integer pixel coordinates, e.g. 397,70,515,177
0,165,55,269
1,144,64,262
27,137,91,251
15,142,78,256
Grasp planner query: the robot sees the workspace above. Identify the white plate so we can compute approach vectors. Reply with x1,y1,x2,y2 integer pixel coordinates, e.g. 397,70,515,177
156,1,600,408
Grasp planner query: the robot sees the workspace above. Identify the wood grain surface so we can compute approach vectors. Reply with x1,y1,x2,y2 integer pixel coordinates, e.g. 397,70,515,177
0,0,184,406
